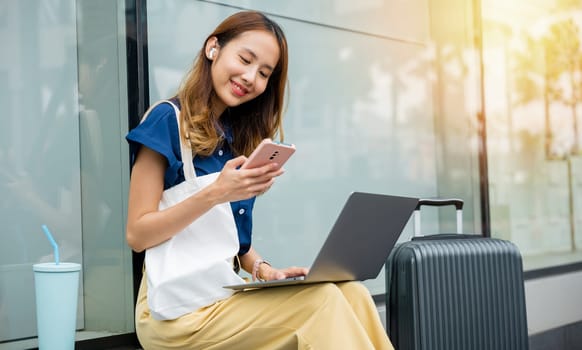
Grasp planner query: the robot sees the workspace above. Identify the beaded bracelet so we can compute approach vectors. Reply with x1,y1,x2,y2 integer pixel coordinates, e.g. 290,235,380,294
252,259,271,282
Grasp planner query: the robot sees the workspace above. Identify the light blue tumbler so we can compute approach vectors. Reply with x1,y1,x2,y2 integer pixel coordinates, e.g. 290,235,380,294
33,262,81,350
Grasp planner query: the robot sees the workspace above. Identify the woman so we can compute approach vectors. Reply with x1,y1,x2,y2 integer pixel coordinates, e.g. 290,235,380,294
126,10,393,350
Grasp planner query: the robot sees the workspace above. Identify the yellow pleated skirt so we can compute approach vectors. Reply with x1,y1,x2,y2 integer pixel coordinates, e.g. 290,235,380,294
136,274,394,350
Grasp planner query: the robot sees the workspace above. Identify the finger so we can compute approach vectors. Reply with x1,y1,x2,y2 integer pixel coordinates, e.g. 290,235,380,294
248,175,275,190
257,179,277,196
245,162,282,178
268,167,285,178
252,170,283,188
226,155,247,169
282,267,308,277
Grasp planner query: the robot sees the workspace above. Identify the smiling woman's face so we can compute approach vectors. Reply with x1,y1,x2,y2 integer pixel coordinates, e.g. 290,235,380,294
208,30,280,115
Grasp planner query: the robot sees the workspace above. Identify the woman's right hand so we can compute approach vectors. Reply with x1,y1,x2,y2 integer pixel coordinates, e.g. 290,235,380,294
206,155,285,204
126,151,284,252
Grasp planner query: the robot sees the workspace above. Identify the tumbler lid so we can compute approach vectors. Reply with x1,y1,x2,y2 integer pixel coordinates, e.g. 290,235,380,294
33,262,81,272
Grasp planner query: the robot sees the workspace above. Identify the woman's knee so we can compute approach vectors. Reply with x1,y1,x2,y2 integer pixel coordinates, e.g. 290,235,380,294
335,281,376,308
305,282,343,298
298,282,347,308
302,281,370,304
337,281,369,296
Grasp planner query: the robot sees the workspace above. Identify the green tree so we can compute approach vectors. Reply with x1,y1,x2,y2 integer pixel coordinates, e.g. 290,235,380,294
512,19,582,157
512,34,552,156
542,19,582,155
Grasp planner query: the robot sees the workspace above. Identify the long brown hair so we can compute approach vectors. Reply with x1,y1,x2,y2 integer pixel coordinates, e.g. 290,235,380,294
176,11,288,157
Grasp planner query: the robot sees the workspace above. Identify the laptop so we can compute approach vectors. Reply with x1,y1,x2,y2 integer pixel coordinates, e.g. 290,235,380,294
224,192,419,290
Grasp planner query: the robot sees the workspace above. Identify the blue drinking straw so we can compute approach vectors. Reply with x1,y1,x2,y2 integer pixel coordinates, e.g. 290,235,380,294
41,225,60,264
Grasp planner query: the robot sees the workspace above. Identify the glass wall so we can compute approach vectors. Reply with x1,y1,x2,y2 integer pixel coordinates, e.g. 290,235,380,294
482,0,582,270
0,0,133,346
147,0,482,296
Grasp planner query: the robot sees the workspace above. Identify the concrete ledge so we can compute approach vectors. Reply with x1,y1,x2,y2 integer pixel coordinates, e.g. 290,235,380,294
529,320,582,350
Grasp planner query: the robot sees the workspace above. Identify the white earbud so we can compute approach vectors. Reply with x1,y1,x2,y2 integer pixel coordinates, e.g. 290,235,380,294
209,48,217,59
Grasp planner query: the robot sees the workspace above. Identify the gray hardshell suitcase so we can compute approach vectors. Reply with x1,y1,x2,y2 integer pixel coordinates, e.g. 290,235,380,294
386,199,529,350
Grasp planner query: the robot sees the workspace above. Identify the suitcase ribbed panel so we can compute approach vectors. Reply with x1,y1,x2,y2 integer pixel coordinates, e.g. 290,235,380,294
389,238,528,350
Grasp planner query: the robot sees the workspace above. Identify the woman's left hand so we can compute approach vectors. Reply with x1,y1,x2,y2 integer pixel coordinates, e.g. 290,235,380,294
260,265,309,281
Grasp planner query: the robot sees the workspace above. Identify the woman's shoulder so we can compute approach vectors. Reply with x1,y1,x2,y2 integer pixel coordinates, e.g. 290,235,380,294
126,99,183,183
143,100,179,126
127,99,181,147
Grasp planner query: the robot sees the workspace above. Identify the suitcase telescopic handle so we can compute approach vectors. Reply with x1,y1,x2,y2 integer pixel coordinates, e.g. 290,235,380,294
414,198,464,236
